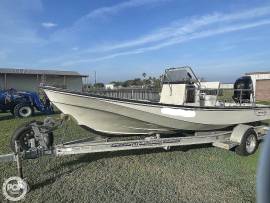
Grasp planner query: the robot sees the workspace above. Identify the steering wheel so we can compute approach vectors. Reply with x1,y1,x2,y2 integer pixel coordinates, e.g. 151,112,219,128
257,131,270,203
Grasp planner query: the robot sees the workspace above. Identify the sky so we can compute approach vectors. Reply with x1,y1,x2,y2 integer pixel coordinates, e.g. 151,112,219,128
0,0,270,83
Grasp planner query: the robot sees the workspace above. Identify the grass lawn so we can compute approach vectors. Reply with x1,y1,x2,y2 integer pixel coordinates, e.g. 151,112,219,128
257,101,270,105
0,113,269,203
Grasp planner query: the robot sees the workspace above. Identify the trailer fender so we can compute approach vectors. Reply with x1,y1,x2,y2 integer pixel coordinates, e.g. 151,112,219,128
230,124,256,144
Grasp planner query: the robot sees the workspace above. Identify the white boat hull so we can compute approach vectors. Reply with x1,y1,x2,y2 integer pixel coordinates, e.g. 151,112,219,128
43,88,270,136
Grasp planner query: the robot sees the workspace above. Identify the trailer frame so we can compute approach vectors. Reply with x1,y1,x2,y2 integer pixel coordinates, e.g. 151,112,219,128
0,117,269,191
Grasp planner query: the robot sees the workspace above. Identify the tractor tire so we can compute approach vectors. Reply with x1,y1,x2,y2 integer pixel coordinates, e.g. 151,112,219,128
13,103,33,118
10,121,53,152
235,128,258,156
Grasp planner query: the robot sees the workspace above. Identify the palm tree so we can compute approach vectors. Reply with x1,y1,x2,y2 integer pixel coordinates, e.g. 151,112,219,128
142,72,147,79
142,72,147,88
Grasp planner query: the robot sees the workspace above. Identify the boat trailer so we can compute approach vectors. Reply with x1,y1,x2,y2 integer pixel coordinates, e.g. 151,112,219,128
0,115,269,194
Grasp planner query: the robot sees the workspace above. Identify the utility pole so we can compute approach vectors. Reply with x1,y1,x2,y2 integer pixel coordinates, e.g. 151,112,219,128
94,71,96,85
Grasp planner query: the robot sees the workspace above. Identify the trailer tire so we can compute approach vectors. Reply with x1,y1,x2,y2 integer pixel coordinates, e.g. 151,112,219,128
13,103,33,118
235,128,258,156
10,122,53,152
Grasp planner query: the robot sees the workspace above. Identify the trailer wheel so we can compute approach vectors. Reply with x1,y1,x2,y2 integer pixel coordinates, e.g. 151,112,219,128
13,103,33,118
10,122,53,152
235,128,258,156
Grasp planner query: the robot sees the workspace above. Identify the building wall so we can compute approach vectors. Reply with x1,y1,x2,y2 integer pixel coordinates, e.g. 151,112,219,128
105,84,115,89
0,74,4,90
256,79,270,101
65,76,83,91
248,74,270,94
0,73,83,92
5,74,39,91
247,73,270,101
200,81,220,89
220,83,234,89
45,75,65,88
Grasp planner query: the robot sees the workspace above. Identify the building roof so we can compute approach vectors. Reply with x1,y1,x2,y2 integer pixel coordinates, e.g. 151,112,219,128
246,71,270,75
0,68,88,77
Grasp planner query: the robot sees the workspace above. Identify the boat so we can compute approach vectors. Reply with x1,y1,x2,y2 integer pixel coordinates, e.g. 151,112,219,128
42,67,270,136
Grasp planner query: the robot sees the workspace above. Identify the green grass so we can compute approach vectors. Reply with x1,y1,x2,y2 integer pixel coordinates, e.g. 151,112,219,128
0,113,268,203
218,89,234,102
257,101,270,105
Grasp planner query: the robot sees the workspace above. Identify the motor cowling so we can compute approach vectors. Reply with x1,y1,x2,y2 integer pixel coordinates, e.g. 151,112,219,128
233,76,253,103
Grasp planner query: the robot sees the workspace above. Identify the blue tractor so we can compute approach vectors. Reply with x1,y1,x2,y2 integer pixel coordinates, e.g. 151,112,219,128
0,89,53,118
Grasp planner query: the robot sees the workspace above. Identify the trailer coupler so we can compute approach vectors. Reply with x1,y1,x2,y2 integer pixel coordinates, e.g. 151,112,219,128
0,142,54,178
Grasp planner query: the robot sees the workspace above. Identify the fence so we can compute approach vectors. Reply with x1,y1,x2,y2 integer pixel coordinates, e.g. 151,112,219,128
88,87,252,104
88,88,160,102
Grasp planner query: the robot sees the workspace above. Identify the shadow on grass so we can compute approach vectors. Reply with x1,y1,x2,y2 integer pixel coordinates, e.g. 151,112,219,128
66,143,213,165
54,145,199,166
30,165,81,191
30,177,57,191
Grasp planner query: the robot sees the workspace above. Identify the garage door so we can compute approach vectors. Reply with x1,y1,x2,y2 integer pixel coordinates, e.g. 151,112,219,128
256,79,270,101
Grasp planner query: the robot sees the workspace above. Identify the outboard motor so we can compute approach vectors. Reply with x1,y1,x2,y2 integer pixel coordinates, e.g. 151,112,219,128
233,76,253,103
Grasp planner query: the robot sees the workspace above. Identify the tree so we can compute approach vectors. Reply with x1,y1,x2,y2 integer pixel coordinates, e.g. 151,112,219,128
142,72,147,79
109,74,163,89
111,81,123,87
94,83,105,88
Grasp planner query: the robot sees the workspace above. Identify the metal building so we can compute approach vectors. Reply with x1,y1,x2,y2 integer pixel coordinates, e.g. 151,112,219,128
246,71,270,101
0,68,88,92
